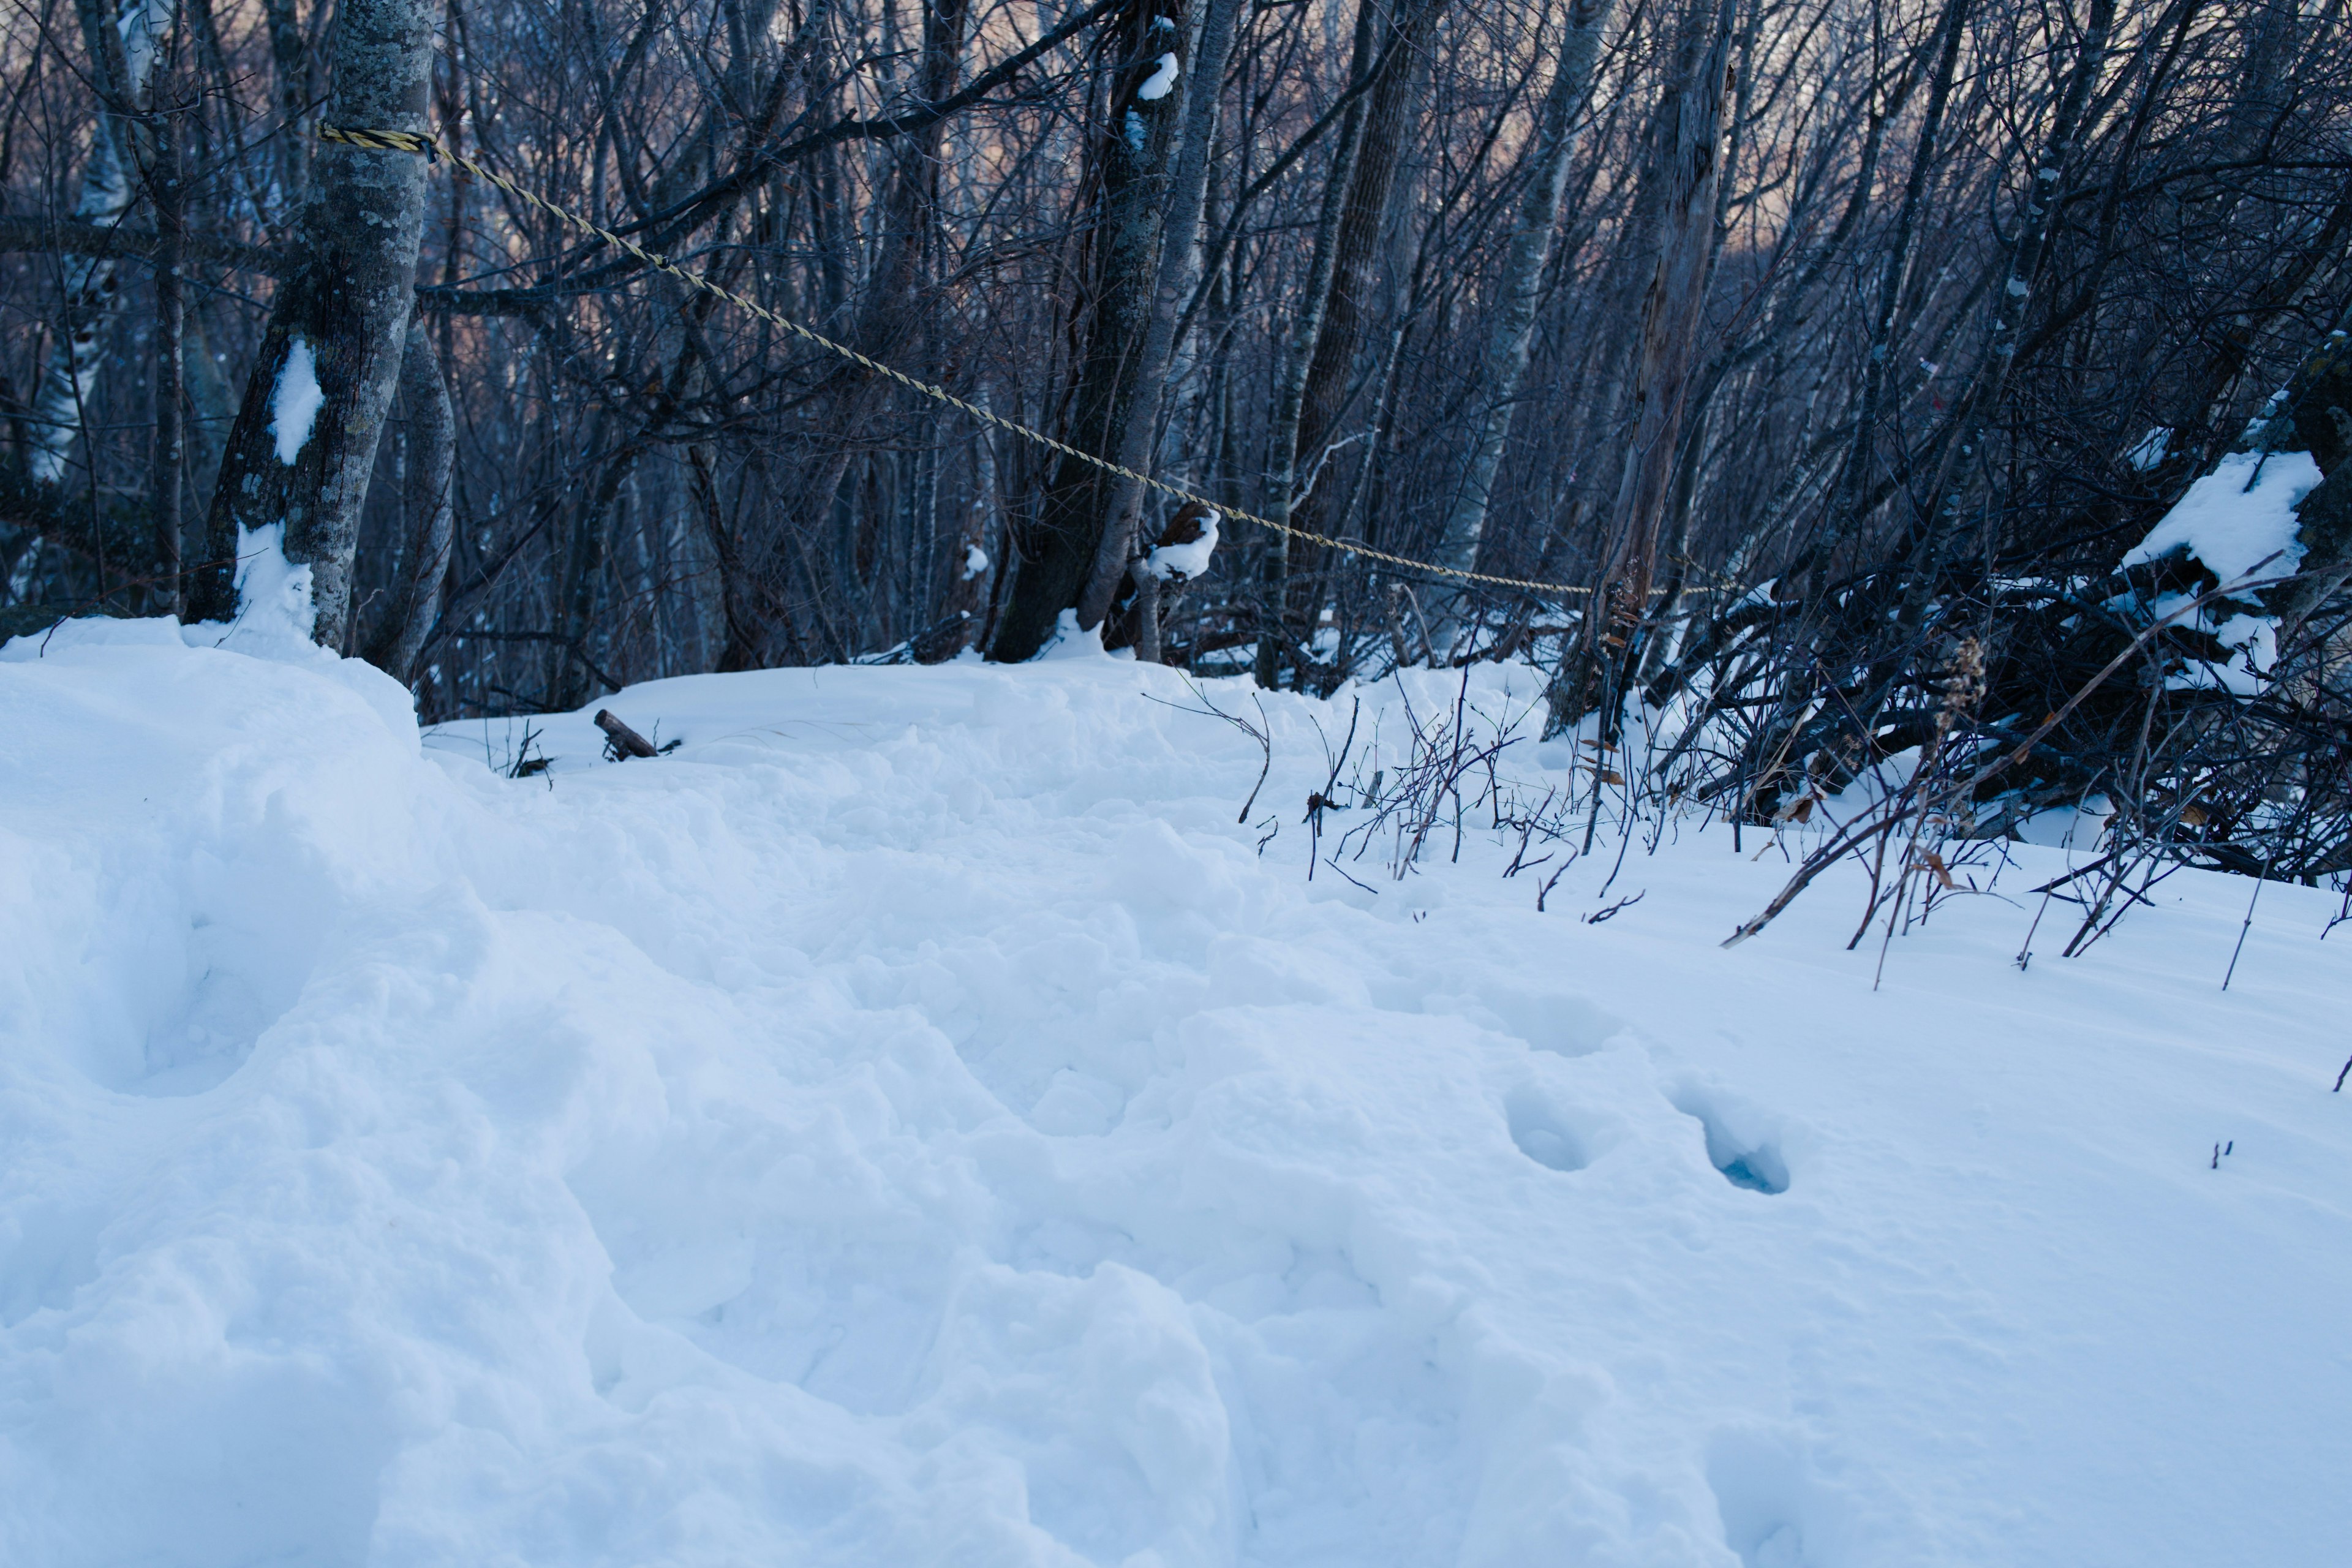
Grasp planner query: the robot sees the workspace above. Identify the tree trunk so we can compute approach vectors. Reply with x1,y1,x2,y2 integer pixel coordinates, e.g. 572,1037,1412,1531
1553,0,1735,730
359,319,454,682
1283,0,1441,594
720,0,962,662
1808,0,1971,581
916,388,1001,662
260,0,316,207
24,0,179,488
991,0,1210,662
1424,0,1615,656
1071,0,1246,632
1263,0,1452,684
1899,0,2115,594
188,0,435,641
151,56,185,615
1250,0,1382,685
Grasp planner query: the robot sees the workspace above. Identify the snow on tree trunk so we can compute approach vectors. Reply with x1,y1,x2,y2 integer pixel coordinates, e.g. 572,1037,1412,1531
189,0,435,645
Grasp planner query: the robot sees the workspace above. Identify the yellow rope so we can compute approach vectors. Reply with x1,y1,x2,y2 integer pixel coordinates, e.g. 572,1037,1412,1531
323,122,1626,598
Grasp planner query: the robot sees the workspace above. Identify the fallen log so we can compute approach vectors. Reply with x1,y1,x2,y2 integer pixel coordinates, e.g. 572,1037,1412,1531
594,709,660,760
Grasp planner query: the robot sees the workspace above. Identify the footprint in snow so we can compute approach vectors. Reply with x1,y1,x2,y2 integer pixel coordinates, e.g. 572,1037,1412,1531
1670,1082,1793,1195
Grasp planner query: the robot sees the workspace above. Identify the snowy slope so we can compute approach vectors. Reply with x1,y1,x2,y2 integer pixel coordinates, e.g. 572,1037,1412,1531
2,619,2348,1567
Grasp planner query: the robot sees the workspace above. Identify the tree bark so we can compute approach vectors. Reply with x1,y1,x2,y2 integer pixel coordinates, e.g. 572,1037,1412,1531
1424,0,1615,656
189,0,435,641
1071,0,1246,632
916,388,1002,662
359,319,454,682
1250,0,1382,685
24,0,179,488
991,0,1208,662
1806,0,1970,582
151,59,186,614
1552,0,1736,729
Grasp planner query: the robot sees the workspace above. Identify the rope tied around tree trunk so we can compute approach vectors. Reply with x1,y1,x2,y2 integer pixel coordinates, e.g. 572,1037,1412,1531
322,122,1709,601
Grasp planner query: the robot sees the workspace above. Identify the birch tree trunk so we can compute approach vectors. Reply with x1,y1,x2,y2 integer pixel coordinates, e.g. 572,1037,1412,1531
23,0,179,488
187,0,435,643
1423,0,1615,657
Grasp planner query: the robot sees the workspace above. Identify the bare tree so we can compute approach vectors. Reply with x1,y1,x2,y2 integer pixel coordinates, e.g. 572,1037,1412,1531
189,0,437,641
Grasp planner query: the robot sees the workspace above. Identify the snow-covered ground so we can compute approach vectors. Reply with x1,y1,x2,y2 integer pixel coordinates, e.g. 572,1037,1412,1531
4,617,2348,1566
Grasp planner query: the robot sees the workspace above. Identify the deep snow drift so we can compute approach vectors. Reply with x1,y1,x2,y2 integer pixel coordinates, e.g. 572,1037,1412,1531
2,618,2348,1566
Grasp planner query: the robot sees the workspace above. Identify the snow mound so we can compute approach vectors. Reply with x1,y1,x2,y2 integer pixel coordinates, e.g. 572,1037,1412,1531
3,625,2348,1565
2122,448,2320,587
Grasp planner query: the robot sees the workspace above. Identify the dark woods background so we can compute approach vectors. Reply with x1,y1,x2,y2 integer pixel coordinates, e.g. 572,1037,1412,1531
7,0,2352,884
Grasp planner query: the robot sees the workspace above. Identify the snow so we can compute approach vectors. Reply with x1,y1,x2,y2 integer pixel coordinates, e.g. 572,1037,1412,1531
1124,110,1150,154
4,625,2350,1566
115,0,176,86
2014,794,2113,849
1145,508,1219,582
216,521,322,652
270,336,323,466
2119,448,2324,692
963,543,990,581
1137,53,1182,102
2125,426,2171,472
2122,448,2320,587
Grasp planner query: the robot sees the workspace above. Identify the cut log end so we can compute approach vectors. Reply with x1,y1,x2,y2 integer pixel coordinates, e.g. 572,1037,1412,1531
594,708,660,760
